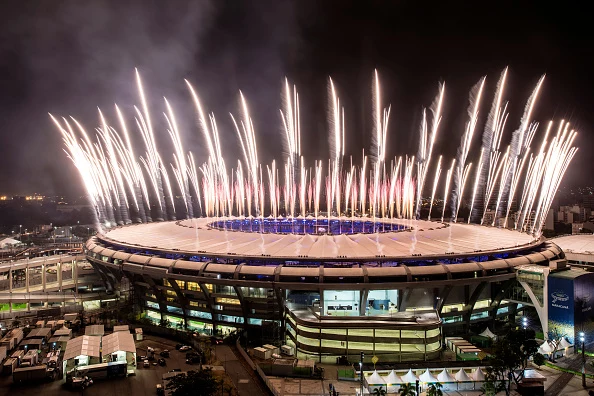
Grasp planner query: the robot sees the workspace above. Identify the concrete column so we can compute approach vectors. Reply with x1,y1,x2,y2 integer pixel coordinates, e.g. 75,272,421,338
9,265,13,292
73,260,78,296
26,266,30,293
42,264,46,291
57,262,62,291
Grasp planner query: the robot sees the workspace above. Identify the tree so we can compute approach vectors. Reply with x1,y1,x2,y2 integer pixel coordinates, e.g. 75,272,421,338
372,386,387,396
483,328,539,395
397,383,416,396
426,383,443,396
547,327,566,362
533,353,546,368
159,318,172,328
165,369,219,396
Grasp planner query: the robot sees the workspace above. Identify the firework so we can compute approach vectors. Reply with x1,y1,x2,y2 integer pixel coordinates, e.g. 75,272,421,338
53,69,577,238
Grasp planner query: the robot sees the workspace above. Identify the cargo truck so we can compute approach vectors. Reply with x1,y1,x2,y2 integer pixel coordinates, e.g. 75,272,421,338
13,365,48,383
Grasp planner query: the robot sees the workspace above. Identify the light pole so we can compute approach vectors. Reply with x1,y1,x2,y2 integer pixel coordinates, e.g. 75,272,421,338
360,351,364,396
522,317,529,368
19,225,22,241
580,332,586,388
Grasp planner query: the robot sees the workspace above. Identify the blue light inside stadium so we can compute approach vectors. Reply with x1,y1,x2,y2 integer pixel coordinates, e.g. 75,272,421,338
207,218,409,235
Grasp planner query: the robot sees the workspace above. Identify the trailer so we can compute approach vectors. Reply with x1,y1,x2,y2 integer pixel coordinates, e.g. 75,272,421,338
3,358,18,375
13,365,48,383
0,337,15,351
22,350,39,366
11,350,24,365
71,361,127,381
0,345,7,362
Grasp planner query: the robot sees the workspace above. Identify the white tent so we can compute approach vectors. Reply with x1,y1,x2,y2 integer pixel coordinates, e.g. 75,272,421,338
0,237,20,248
438,368,456,383
479,327,497,339
455,368,472,382
538,341,553,354
419,369,439,383
385,370,401,386
367,370,386,385
472,367,485,381
401,369,419,383
560,337,572,348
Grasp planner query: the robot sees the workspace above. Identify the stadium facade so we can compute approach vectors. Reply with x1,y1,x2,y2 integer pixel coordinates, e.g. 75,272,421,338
85,217,565,363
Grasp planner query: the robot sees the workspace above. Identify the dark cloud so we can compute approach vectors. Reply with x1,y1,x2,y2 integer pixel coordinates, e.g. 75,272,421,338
0,0,592,199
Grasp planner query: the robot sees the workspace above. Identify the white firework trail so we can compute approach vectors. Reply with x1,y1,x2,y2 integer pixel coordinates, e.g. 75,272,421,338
52,70,576,238
453,77,485,221
441,158,456,222
415,83,445,218
428,156,442,221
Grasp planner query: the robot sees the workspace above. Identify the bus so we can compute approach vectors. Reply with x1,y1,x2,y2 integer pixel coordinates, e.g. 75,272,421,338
68,361,127,381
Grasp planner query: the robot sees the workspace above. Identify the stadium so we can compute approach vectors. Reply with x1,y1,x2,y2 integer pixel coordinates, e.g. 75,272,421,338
85,217,564,363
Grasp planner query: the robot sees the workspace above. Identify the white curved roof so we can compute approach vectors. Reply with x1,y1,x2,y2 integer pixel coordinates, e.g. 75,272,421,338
552,234,594,254
101,217,538,260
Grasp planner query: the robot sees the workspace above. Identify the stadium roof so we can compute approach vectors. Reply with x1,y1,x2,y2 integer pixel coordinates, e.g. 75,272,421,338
101,218,538,260
552,234,594,254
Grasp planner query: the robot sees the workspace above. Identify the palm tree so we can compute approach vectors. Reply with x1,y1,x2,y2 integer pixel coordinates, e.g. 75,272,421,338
426,382,443,396
372,386,387,396
398,383,416,396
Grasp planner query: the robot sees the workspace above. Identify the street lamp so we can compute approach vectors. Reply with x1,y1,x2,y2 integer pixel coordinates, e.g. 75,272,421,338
360,351,364,396
579,332,586,388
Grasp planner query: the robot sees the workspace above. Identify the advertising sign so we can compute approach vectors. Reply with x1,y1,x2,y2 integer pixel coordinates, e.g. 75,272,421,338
574,272,594,341
548,275,575,343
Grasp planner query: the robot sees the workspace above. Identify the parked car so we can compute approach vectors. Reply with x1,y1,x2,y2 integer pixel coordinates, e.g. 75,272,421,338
143,360,150,368
158,358,166,366
169,368,182,373
160,350,170,358
179,345,192,352
137,355,148,362
185,356,201,364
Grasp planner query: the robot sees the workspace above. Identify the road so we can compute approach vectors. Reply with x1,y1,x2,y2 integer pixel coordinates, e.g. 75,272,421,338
215,344,269,396
544,355,586,396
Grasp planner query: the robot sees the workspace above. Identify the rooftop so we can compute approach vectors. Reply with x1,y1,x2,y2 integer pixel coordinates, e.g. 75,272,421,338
552,234,594,255
101,217,538,260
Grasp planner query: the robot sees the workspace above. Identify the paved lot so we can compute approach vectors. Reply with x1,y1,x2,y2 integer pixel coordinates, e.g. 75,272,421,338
0,334,234,396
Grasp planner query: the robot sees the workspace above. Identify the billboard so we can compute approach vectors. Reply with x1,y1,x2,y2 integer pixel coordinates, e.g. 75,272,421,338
548,275,575,343
574,272,594,342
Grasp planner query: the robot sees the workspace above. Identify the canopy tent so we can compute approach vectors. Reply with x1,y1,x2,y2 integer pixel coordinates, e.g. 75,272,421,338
385,370,401,386
366,370,386,386
472,367,485,381
479,327,497,339
64,335,101,361
401,369,419,383
0,237,20,248
419,369,438,383
560,337,572,348
538,341,553,354
437,368,456,383
455,368,472,382
102,331,136,356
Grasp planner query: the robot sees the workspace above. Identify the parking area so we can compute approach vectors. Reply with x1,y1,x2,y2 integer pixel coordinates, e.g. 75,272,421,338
0,334,224,396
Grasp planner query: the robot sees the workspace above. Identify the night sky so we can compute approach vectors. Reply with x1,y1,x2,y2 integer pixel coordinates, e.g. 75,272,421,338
1,0,592,197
